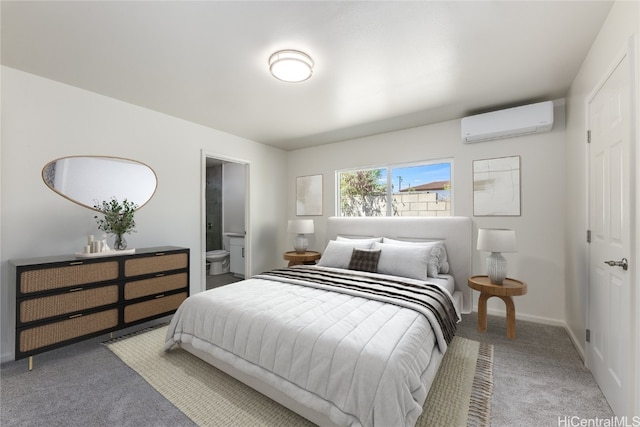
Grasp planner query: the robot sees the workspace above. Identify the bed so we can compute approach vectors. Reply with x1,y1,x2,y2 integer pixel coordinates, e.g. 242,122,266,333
165,216,472,427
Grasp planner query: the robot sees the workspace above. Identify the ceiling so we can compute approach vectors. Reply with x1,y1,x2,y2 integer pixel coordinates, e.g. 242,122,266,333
2,1,613,151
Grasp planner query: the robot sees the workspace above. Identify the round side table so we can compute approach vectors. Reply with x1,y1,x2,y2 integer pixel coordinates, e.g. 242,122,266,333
467,275,527,339
283,251,321,267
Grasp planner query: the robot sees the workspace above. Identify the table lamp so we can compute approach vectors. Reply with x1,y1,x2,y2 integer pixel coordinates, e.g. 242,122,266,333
287,219,314,253
477,228,517,284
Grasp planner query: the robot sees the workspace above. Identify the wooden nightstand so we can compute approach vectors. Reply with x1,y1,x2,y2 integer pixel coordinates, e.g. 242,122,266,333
283,251,321,267
467,275,527,339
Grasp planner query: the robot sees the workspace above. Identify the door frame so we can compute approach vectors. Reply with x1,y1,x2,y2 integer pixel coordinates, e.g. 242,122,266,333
200,150,251,293
585,35,638,417
632,33,640,419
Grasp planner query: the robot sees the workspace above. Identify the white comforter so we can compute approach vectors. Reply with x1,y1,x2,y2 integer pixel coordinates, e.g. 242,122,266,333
165,267,457,427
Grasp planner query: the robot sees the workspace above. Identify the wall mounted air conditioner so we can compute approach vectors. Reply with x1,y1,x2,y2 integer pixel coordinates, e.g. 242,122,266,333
461,100,554,143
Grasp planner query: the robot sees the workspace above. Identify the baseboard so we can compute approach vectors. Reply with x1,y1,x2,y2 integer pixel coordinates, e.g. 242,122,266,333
1,350,14,364
476,307,586,363
564,324,586,363
483,307,566,328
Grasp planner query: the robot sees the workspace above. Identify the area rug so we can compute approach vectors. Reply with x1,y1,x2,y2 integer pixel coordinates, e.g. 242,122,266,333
105,325,493,426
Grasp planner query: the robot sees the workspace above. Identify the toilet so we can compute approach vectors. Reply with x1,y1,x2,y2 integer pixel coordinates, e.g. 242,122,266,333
206,250,230,275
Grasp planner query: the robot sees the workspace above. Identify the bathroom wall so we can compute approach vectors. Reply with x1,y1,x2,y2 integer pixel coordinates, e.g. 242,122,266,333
205,165,222,251
206,161,246,253
222,162,246,237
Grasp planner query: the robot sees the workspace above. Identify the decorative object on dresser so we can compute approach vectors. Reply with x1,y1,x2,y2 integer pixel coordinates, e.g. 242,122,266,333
93,198,138,250
11,246,189,370
476,228,517,284
287,219,314,253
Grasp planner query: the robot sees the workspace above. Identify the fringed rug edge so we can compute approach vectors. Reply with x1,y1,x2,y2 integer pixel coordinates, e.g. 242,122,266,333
101,322,168,346
467,341,494,426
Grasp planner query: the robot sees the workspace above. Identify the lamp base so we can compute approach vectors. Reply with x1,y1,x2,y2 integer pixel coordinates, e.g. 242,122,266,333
293,234,308,254
486,252,507,284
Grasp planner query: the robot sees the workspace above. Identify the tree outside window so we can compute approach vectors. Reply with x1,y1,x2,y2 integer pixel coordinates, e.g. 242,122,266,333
339,168,387,216
338,161,452,217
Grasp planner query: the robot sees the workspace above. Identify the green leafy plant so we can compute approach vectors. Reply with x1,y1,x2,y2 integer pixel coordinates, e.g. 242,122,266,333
94,198,137,249
340,170,388,216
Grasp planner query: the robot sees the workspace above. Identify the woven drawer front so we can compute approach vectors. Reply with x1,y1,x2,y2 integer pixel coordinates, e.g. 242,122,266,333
19,309,118,353
20,285,119,323
124,253,188,277
20,262,119,294
124,273,188,300
124,292,187,323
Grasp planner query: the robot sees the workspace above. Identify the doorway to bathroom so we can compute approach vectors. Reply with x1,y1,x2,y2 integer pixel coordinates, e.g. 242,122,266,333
202,152,249,291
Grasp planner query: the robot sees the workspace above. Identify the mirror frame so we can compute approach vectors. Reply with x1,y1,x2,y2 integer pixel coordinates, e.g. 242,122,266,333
42,155,158,211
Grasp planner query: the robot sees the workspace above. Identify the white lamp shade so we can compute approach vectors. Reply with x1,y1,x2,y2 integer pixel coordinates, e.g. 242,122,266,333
477,229,516,253
287,219,314,234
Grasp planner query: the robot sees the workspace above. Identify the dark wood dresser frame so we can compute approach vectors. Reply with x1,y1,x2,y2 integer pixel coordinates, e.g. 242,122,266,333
12,246,189,369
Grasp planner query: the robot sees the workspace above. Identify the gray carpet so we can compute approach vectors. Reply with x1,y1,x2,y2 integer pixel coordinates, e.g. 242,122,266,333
1,314,613,426
456,314,614,425
1,318,194,427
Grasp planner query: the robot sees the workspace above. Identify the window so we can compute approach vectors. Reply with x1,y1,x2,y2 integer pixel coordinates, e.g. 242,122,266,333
337,160,452,217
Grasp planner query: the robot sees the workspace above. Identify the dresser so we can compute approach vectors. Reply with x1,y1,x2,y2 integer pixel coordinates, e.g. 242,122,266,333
12,246,189,368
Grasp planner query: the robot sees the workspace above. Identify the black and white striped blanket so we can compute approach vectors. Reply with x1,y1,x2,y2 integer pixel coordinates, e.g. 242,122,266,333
256,265,458,348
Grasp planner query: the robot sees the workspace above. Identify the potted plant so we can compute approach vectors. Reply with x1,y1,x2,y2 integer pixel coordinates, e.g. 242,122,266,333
94,198,138,250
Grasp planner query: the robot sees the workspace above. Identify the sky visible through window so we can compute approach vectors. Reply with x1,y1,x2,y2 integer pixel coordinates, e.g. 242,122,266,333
378,162,451,192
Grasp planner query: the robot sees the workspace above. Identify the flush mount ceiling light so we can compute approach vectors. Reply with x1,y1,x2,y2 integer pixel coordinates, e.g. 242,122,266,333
269,50,314,83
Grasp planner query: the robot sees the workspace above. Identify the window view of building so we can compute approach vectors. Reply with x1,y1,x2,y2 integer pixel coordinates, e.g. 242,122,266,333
338,160,452,216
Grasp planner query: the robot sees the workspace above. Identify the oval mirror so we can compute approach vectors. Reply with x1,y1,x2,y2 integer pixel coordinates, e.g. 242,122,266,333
42,156,157,211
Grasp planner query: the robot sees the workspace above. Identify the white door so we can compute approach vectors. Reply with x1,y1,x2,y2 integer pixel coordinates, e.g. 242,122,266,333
587,52,632,417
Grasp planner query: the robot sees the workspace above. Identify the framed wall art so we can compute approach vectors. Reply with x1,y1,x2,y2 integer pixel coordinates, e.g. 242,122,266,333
296,174,323,216
473,156,521,216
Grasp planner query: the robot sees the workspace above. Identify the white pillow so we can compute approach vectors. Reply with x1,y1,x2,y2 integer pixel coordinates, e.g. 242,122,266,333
380,239,449,277
436,244,449,274
382,237,438,245
318,240,374,269
337,236,383,244
372,242,430,281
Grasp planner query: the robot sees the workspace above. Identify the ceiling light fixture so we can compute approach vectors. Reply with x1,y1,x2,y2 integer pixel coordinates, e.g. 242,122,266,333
269,50,314,83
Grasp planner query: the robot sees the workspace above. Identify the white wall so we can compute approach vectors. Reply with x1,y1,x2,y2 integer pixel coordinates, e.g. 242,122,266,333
0,67,288,362
287,101,567,324
564,0,639,412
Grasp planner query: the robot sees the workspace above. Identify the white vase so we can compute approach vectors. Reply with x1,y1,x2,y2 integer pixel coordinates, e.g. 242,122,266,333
486,252,507,284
